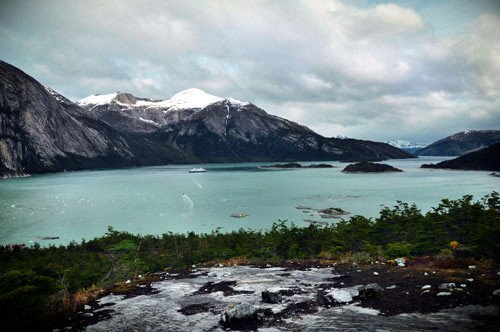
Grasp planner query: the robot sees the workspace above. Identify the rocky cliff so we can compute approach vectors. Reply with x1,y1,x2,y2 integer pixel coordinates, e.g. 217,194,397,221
0,61,139,176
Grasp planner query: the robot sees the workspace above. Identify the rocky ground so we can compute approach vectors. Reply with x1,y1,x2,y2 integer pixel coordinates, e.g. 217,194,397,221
60,259,500,331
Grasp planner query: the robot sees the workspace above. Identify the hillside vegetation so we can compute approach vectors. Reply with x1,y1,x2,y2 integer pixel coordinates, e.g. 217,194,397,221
0,192,499,327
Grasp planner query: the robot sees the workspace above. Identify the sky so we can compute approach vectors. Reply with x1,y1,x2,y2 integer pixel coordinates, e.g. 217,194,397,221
1,0,499,143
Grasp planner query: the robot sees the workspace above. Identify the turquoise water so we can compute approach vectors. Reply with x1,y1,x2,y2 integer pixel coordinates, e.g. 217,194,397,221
0,157,498,246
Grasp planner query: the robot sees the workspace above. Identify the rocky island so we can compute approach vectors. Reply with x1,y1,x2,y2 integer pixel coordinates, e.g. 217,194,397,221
342,162,403,173
261,163,336,169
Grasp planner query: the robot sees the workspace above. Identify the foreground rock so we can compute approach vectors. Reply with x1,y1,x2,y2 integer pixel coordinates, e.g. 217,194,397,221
220,301,257,328
342,162,403,173
72,261,500,332
358,283,385,299
324,289,353,304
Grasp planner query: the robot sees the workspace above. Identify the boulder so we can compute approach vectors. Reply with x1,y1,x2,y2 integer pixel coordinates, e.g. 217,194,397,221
438,283,456,291
324,289,353,304
358,283,384,299
262,288,286,304
220,302,257,327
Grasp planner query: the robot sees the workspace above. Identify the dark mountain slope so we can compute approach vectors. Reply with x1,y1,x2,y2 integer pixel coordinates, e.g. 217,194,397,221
0,61,165,176
416,130,500,156
421,142,500,171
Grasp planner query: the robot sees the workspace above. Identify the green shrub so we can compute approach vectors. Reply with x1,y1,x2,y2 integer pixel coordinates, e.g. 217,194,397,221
385,242,414,258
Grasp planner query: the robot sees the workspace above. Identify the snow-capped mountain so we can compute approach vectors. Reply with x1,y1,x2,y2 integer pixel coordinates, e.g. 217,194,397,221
0,60,414,177
76,89,251,133
386,140,426,153
77,88,248,111
386,140,426,149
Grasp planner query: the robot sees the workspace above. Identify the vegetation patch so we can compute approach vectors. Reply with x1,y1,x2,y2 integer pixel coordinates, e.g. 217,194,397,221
0,192,499,329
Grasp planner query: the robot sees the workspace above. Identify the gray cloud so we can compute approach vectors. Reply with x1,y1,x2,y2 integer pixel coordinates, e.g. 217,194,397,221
1,0,499,143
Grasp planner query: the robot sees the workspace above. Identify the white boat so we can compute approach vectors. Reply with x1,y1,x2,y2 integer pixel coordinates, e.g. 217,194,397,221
189,167,206,173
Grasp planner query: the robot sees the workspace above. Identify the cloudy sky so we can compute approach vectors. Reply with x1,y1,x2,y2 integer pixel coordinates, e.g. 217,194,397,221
1,0,499,143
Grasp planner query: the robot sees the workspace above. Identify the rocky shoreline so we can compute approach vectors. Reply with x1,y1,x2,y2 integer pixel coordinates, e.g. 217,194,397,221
59,258,500,331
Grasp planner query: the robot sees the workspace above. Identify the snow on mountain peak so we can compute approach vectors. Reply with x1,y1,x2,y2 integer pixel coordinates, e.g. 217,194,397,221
76,88,249,111
159,88,223,110
77,93,119,106
386,140,426,149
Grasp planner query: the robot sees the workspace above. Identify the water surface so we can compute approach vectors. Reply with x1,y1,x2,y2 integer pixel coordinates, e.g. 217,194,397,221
0,157,497,245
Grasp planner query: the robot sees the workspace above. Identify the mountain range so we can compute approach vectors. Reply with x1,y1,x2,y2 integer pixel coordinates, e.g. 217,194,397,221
0,60,412,177
415,130,500,156
385,140,426,153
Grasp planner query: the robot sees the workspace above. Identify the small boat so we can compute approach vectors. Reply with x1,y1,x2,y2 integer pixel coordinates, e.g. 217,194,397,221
189,167,207,173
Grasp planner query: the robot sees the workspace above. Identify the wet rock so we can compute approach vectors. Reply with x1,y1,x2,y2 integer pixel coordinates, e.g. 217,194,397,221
220,301,257,328
180,302,214,316
262,288,286,303
324,289,353,304
421,285,432,291
317,207,350,217
230,212,250,218
438,283,456,291
358,283,384,299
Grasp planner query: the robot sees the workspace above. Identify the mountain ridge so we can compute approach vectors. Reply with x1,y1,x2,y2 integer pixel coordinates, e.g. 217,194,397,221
0,60,413,177
415,130,500,156
421,142,500,171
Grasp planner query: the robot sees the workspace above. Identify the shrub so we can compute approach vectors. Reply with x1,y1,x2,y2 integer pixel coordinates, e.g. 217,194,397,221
385,242,414,258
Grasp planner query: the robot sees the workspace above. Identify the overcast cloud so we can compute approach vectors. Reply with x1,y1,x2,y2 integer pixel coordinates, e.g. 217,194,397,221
1,0,499,143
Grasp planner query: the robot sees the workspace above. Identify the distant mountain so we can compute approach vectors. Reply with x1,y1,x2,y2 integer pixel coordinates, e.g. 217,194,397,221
421,142,500,171
386,140,426,153
0,60,413,177
415,130,500,156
